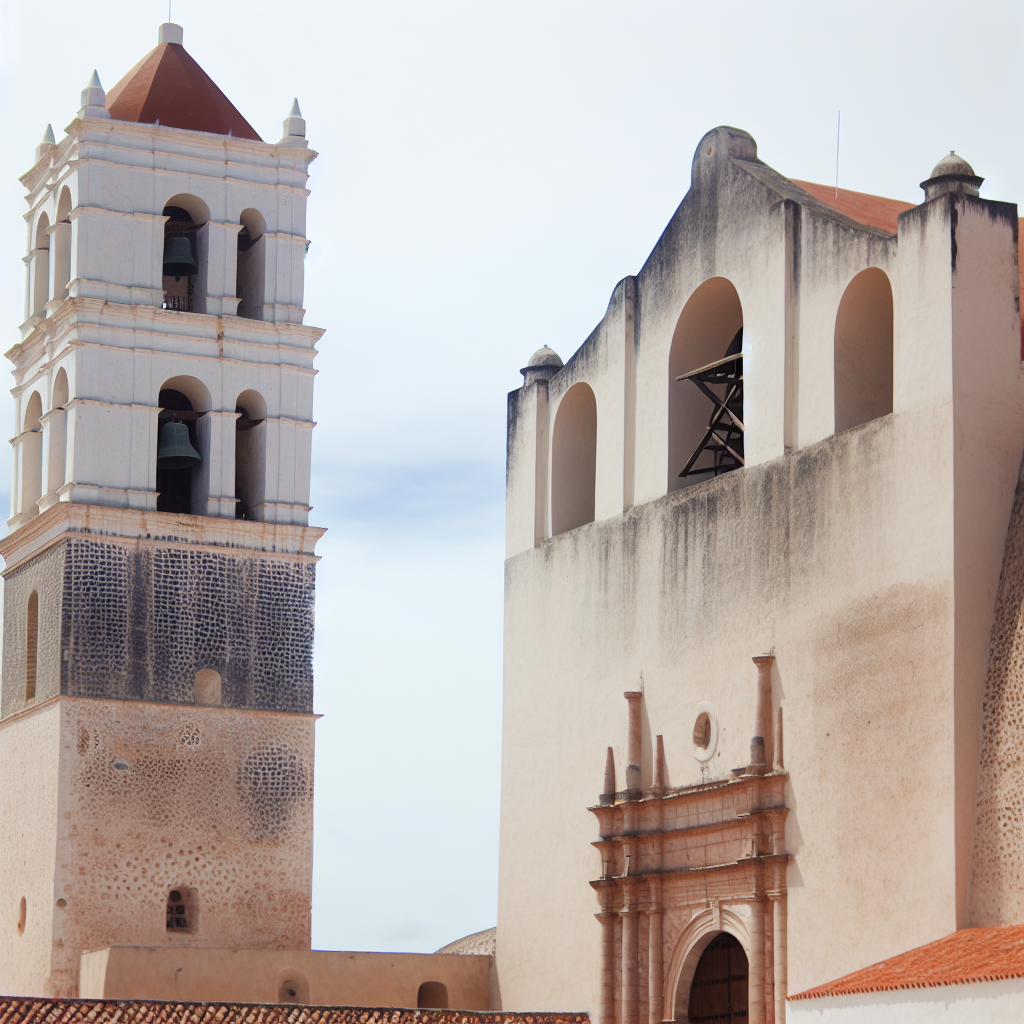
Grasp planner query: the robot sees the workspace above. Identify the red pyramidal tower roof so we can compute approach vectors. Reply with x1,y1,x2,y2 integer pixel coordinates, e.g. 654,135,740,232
105,32,261,141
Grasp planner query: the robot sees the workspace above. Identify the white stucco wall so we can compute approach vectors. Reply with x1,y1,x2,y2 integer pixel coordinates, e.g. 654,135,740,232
787,978,1024,1024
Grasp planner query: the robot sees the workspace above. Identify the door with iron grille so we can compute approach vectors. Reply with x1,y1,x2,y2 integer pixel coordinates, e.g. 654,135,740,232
687,932,749,1022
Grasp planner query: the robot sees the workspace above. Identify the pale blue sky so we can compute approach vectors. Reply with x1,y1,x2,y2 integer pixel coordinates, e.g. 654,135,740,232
1,0,1021,952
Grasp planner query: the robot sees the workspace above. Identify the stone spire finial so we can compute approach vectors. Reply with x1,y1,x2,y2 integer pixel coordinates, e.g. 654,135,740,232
36,124,56,163
600,746,616,805
78,70,111,120
281,99,306,142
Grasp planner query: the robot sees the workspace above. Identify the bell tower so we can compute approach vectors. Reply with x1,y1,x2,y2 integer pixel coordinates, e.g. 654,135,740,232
0,23,324,997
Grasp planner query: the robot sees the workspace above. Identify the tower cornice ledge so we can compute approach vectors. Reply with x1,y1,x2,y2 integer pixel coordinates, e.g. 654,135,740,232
0,502,326,574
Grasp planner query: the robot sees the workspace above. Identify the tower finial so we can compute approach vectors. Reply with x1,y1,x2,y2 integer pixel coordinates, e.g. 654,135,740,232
78,71,110,120
280,99,307,146
159,23,184,45
36,124,56,164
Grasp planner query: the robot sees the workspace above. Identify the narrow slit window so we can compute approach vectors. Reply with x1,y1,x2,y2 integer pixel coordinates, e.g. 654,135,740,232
25,591,38,701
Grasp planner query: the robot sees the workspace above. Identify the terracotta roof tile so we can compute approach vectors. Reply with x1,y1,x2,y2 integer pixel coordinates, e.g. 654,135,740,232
790,180,915,235
0,1004,587,1024
105,43,261,140
789,924,1024,1000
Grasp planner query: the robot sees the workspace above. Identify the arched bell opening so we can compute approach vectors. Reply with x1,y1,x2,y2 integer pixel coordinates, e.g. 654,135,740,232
32,213,50,317
162,207,199,312
52,187,73,303
48,368,69,498
680,932,748,1023
234,389,267,521
156,389,202,515
21,391,43,519
162,194,209,314
668,277,744,491
236,208,266,321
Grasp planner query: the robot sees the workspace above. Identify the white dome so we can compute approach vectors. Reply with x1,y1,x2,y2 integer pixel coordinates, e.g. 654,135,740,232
929,151,976,179
527,346,563,368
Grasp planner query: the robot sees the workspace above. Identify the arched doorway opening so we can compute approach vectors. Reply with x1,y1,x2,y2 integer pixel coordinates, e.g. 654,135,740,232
686,932,748,1023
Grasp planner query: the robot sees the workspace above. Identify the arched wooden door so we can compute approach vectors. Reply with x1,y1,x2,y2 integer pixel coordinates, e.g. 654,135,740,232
687,932,748,1023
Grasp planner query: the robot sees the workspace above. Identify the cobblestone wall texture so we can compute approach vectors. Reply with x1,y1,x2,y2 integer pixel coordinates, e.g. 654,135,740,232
970,463,1024,925
1,698,316,997
1,538,316,719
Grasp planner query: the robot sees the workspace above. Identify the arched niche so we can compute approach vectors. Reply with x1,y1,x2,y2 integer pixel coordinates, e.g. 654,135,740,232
236,208,266,321
48,368,69,496
417,981,448,1009
234,388,267,520
21,391,43,518
162,194,210,314
834,267,893,433
668,277,743,490
551,381,597,536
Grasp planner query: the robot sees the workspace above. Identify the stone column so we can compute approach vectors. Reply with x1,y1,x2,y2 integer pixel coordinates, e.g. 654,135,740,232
598,911,616,1024
773,896,787,1024
646,905,663,1024
621,888,639,1024
747,899,765,1024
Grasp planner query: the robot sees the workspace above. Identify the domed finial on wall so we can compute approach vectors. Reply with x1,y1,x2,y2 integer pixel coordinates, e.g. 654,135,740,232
36,124,55,163
920,150,984,201
520,345,563,385
78,70,111,120
279,99,307,147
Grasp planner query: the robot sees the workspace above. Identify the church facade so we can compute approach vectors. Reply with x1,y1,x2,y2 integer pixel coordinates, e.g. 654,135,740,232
499,126,1024,1021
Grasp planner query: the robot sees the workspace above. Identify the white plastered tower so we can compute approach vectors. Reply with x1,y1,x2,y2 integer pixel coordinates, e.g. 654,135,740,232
0,23,325,997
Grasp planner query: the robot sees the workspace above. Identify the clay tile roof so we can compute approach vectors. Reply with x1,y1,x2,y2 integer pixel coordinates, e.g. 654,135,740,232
0,1002,588,1024
790,180,915,235
789,924,1024,1000
105,42,261,141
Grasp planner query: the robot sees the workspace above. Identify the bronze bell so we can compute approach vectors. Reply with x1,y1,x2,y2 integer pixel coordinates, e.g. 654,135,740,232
162,236,198,278
157,421,201,469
